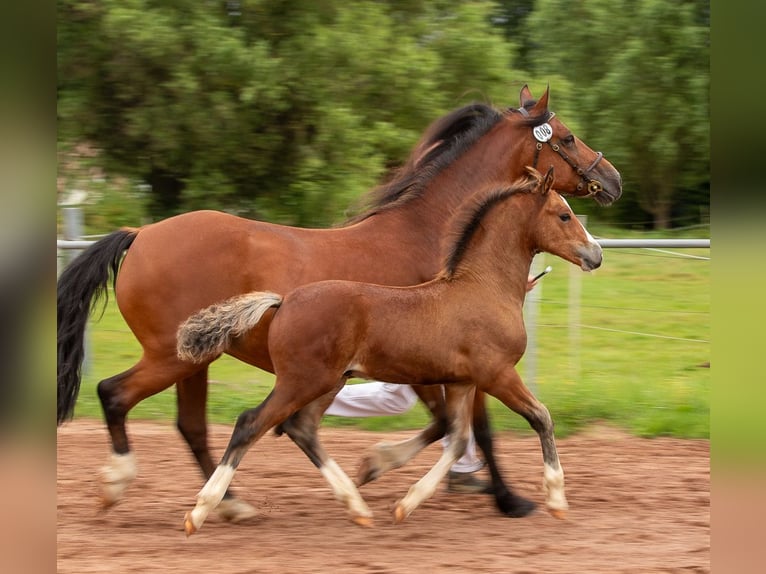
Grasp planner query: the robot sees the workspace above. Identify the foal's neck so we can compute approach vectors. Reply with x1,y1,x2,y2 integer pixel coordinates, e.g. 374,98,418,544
450,197,538,301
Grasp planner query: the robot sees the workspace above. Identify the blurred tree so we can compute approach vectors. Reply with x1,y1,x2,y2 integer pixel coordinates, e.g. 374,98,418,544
523,0,709,229
58,0,522,227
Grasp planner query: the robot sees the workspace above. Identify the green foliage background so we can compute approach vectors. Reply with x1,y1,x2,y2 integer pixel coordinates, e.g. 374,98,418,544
58,0,709,232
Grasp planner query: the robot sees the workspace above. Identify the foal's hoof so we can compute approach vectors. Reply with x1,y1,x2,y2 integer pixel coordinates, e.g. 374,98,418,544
495,491,537,518
355,456,380,487
392,504,409,524
98,494,118,511
351,515,374,528
548,508,567,520
183,512,198,537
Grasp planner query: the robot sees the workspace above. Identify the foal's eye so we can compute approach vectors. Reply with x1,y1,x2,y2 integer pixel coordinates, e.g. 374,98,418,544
560,213,571,222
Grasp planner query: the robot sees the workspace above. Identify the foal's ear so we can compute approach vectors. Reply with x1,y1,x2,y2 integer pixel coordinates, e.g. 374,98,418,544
519,84,534,106
529,85,550,115
543,166,555,195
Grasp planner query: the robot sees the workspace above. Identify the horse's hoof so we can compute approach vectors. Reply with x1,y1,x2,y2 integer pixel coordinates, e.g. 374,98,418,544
217,498,259,523
548,508,567,520
495,491,537,518
351,515,374,528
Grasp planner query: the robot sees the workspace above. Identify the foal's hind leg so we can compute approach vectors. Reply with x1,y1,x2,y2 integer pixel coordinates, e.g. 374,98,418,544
184,381,372,535
393,383,475,523
176,368,258,523
356,385,448,486
484,368,568,518
278,390,374,527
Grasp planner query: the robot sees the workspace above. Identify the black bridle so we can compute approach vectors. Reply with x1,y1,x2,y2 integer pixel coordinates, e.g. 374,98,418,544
513,107,604,197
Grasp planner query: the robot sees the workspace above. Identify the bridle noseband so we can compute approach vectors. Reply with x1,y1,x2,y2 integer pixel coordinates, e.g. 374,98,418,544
513,107,604,197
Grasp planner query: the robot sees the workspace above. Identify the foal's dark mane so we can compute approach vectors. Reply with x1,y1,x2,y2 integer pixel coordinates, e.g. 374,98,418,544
343,99,550,226
441,176,542,279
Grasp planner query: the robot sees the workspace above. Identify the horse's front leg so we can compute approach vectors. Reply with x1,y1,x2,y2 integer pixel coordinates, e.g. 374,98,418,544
393,383,475,523
472,390,537,517
483,368,568,519
175,367,259,523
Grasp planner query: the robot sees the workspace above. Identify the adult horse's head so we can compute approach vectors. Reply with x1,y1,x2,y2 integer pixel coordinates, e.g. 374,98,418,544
529,166,603,271
510,85,622,206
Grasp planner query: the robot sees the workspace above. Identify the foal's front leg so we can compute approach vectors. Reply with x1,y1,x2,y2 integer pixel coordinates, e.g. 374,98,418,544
393,383,475,523
356,385,448,486
484,367,568,518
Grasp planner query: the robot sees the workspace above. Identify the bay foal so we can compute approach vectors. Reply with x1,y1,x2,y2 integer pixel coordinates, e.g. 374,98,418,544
177,168,602,533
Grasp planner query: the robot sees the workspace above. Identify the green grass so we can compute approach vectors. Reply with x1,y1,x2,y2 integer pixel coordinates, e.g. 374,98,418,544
71,233,709,439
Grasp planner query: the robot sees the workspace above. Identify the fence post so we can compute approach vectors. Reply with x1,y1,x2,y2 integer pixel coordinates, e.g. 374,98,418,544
60,207,84,275
60,207,90,375
569,215,587,379
524,254,545,395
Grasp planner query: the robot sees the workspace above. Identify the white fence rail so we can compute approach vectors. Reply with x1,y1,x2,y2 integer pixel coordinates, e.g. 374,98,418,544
56,230,710,388
56,238,711,250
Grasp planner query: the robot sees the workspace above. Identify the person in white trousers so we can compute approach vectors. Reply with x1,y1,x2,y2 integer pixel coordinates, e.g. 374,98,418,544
325,273,541,493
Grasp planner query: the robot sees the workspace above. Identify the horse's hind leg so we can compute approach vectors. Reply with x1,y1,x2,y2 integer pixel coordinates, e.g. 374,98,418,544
356,384,449,486
485,368,568,518
472,390,537,517
278,390,374,527
175,368,258,523
97,354,196,508
393,383,475,523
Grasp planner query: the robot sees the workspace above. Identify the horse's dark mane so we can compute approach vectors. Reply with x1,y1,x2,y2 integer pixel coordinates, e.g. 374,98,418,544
342,103,504,225
441,175,542,279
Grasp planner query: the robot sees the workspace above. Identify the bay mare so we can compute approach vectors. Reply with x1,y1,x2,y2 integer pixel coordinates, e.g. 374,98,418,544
176,168,603,533
57,86,621,522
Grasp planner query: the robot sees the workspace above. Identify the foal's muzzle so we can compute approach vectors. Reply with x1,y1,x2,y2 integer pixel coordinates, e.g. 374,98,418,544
578,243,603,271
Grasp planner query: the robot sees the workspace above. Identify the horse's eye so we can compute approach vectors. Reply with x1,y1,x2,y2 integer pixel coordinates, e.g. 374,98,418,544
560,213,571,222
562,134,575,146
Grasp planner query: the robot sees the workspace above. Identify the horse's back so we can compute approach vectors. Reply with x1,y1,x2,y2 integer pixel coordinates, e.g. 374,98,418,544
115,211,311,344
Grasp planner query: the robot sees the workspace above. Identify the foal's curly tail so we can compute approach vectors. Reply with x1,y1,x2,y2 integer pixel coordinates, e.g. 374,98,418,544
176,292,283,363
57,229,138,425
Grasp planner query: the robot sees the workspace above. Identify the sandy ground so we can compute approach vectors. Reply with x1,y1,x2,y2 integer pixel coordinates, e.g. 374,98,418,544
57,420,709,573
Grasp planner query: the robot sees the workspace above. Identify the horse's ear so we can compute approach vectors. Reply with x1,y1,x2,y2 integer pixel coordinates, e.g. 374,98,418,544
519,84,534,106
530,84,550,115
543,166,555,195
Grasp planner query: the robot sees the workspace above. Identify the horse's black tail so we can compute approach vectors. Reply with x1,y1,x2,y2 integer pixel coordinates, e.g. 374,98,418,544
57,229,138,425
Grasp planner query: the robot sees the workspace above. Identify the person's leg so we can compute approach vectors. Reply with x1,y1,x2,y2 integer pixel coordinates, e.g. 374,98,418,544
443,432,483,473
327,382,489,491
325,382,418,416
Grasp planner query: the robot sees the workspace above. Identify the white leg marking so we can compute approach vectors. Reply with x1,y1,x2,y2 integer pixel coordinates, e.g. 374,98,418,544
542,462,568,512
100,452,138,505
320,459,372,520
187,465,236,532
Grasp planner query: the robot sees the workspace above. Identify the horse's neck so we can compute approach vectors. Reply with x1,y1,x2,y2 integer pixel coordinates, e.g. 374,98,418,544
380,122,524,237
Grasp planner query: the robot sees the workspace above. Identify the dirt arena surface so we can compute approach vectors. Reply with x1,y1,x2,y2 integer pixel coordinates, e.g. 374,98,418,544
57,420,709,573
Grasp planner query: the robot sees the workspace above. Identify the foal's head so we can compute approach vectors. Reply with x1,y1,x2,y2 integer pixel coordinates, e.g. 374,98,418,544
528,167,603,271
